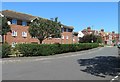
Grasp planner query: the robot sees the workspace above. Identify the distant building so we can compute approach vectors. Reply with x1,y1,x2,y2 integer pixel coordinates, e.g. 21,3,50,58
78,31,84,38
81,27,99,35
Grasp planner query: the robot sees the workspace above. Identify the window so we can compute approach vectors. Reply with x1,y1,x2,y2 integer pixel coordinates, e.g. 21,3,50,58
22,21,27,26
62,35,64,39
0,35,2,43
66,36,69,39
32,36,37,38
12,19,17,24
61,28,64,32
12,31,17,37
66,28,68,32
22,32,27,37
64,28,66,32
73,39,75,42
68,29,72,32
12,42,17,47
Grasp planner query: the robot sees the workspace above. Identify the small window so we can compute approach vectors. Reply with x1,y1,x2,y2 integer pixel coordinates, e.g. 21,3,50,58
64,28,66,32
73,39,75,42
68,29,72,32
22,21,27,26
66,36,69,39
62,35,64,39
12,31,17,37
22,32,27,37
66,28,68,32
32,36,37,38
12,19,17,24
12,42,17,47
61,28,64,32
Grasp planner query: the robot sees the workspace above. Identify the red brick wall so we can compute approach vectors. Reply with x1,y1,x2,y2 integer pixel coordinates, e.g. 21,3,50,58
5,24,39,45
5,24,78,45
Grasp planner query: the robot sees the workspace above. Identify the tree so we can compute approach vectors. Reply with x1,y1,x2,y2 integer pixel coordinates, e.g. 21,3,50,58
79,34,102,43
29,17,61,44
0,16,11,43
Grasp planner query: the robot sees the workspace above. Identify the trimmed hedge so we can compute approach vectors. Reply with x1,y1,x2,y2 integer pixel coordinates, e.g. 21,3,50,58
2,43,11,58
15,43,99,57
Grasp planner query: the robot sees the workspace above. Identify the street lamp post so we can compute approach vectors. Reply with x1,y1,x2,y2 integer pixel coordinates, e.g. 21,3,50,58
61,26,63,44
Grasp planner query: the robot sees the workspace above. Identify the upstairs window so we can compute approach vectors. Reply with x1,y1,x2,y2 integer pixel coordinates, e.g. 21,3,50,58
12,19,17,24
22,32,27,38
64,28,66,32
22,21,27,26
61,28,64,32
66,28,68,32
68,29,72,32
12,30,17,37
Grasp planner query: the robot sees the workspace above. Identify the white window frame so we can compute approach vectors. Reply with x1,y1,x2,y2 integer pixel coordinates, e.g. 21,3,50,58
12,30,17,37
22,32,27,38
66,36,69,39
66,28,68,32
12,42,17,47
62,35,64,39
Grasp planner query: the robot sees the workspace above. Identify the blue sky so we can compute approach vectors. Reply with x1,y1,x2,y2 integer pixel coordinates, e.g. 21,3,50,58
2,2,118,33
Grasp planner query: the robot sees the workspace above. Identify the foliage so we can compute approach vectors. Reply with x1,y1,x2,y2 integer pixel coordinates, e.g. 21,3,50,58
79,34,102,43
0,16,11,43
2,43,11,58
16,43,99,57
0,17,11,35
29,17,61,44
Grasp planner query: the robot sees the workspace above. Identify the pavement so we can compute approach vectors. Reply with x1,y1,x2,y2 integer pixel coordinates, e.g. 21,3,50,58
2,46,119,80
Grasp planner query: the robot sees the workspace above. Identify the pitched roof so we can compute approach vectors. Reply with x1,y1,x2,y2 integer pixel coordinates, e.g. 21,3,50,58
1,10,37,22
1,10,74,29
62,25,74,29
73,32,78,36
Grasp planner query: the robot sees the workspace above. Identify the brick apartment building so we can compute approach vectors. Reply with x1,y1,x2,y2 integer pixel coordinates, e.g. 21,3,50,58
1,10,78,47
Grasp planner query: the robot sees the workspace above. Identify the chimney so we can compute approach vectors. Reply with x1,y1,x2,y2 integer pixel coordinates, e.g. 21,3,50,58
101,29,104,32
87,27,91,32
112,31,115,34
87,27,91,30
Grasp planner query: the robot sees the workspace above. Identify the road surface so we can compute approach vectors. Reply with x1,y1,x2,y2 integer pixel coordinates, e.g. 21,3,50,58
2,46,119,80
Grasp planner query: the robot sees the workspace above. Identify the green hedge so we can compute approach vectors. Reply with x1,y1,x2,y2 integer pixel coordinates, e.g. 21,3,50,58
2,43,11,58
15,43,99,57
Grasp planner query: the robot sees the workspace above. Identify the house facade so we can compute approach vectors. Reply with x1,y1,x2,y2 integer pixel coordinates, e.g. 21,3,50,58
1,10,78,47
81,27,119,45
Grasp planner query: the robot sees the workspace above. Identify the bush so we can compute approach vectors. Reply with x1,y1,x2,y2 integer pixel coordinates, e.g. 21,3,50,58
16,43,99,57
79,34,102,43
2,43,11,58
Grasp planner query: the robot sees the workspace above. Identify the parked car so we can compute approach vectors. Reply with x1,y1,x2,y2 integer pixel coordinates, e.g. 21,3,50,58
117,44,120,49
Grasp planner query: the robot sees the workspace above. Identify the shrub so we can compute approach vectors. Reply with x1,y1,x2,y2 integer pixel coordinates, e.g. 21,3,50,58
79,34,102,43
16,43,99,57
2,43,11,58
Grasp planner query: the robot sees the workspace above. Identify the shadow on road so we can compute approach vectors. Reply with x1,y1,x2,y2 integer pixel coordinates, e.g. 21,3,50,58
77,56,120,78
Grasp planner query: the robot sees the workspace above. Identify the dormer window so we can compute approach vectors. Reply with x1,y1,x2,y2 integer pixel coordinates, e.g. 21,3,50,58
66,28,68,32
22,21,27,26
61,28,64,32
12,19,17,24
